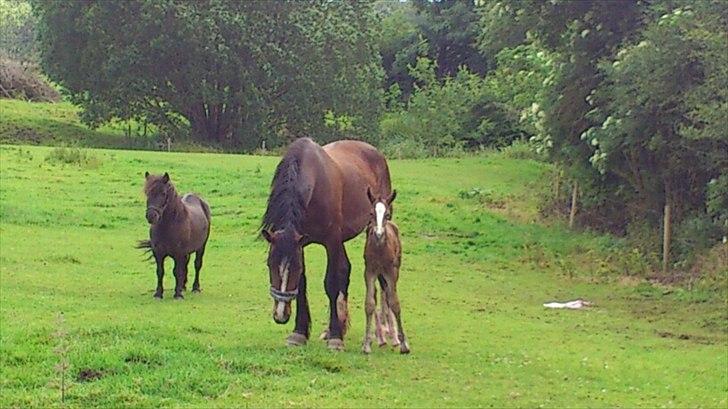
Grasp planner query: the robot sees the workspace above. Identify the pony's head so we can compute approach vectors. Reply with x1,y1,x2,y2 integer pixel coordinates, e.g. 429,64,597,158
262,227,305,324
366,187,397,242
143,172,173,224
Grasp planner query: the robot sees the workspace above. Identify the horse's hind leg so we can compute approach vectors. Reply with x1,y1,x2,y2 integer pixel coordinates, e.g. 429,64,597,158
384,272,410,354
154,253,165,299
192,247,205,293
173,255,189,299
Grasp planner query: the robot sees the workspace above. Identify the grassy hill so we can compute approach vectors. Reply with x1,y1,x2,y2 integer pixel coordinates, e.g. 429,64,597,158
0,144,725,407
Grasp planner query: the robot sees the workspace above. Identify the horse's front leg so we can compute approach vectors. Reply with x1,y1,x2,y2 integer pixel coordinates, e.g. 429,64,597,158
323,243,351,351
287,253,310,347
154,253,165,299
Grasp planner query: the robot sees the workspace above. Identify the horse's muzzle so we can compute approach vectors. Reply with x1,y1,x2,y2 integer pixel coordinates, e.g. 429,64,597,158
146,209,160,224
273,301,291,324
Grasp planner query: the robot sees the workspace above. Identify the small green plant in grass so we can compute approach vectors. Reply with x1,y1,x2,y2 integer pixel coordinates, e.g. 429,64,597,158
45,146,102,168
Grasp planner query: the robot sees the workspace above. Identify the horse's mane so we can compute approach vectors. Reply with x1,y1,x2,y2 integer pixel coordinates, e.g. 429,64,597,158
261,142,308,233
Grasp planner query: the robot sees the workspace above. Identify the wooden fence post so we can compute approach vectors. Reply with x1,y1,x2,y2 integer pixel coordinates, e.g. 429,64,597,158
569,181,578,229
662,181,672,275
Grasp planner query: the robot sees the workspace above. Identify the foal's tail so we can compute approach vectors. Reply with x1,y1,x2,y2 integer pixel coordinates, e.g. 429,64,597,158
136,239,154,262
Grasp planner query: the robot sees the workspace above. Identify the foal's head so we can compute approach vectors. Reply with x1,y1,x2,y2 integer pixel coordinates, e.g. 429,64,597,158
366,187,397,242
143,172,174,224
262,227,305,324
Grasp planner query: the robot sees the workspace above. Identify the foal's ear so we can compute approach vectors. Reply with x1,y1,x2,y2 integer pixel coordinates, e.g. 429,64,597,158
144,171,150,179
162,172,170,183
366,187,376,204
387,189,397,205
261,229,273,243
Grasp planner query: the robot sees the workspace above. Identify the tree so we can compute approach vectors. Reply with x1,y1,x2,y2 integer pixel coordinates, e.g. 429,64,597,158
33,1,384,148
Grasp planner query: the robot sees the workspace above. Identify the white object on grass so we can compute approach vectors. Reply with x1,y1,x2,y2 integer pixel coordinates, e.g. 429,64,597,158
543,299,592,309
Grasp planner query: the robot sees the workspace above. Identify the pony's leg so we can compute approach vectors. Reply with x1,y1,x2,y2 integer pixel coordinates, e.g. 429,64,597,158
288,267,310,346
153,253,165,299
384,272,410,354
192,246,204,293
173,255,189,299
362,267,377,354
323,243,351,350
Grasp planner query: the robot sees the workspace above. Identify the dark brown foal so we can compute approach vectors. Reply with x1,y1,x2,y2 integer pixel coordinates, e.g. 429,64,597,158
139,172,211,299
362,188,410,354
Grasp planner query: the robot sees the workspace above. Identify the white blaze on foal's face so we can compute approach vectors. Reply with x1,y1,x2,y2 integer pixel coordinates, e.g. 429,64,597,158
375,202,386,238
275,257,289,318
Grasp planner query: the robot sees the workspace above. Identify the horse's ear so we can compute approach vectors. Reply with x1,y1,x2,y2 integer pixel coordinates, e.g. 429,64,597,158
387,189,397,205
367,187,376,204
261,229,273,243
144,171,150,179
162,172,169,183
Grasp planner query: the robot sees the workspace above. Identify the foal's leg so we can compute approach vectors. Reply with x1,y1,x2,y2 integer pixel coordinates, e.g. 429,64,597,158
384,270,410,354
153,253,165,299
173,255,189,299
362,267,377,354
192,246,205,293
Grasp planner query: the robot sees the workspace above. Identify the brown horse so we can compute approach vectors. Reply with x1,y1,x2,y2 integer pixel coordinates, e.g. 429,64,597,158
362,188,410,354
261,137,392,350
138,172,211,299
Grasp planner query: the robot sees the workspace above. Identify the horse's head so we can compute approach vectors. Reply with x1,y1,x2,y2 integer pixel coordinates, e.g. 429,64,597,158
143,171,172,224
366,187,397,242
262,227,305,324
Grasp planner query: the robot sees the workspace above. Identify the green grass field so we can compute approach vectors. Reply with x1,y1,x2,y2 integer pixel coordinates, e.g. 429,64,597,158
0,144,726,408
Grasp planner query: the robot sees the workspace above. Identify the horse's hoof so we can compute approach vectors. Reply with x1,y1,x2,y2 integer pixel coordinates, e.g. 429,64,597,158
400,341,411,354
362,342,372,354
153,293,163,299
192,287,201,293
174,294,184,300
327,338,344,351
286,332,308,347
378,340,387,347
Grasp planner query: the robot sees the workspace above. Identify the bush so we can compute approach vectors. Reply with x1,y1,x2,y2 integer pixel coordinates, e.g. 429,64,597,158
0,57,59,102
379,57,520,157
499,140,546,161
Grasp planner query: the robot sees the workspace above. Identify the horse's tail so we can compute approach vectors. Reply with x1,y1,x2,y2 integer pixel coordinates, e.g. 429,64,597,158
200,199,211,222
136,239,154,261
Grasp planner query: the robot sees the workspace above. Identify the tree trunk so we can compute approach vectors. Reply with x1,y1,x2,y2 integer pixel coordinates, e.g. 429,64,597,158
662,180,672,275
569,181,578,229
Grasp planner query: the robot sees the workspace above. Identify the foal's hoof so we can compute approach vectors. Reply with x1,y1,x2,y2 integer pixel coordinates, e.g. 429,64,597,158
286,332,308,347
327,338,344,351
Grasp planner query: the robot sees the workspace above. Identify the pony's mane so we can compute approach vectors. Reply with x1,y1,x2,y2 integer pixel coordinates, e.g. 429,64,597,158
261,143,307,233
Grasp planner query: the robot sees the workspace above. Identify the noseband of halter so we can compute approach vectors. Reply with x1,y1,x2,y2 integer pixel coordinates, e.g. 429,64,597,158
270,287,298,303
147,204,164,216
